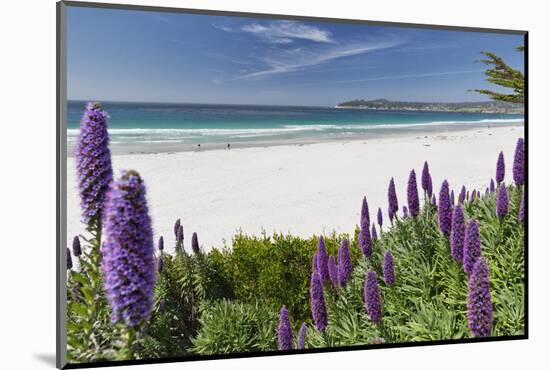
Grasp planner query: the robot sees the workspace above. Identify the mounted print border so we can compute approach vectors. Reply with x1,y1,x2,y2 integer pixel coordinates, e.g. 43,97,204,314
57,1,528,368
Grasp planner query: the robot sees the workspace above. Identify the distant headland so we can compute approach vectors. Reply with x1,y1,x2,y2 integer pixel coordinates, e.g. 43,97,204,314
335,98,524,114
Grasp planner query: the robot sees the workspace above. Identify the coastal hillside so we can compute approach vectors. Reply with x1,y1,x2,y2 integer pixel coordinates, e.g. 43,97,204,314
335,99,523,114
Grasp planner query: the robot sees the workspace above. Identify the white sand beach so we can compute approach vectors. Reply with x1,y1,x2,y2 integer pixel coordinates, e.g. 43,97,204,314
67,125,523,253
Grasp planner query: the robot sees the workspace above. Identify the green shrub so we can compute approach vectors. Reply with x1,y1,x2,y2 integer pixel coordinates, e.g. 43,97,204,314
191,300,279,354
137,249,235,358
222,231,361,324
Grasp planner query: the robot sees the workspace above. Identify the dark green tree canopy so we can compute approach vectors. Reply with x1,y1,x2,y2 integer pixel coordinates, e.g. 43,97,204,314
474,46,525,104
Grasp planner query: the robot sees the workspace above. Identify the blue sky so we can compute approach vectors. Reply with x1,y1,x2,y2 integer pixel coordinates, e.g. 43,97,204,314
67,6,524,106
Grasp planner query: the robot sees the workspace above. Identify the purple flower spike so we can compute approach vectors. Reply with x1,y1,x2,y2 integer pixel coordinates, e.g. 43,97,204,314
173,219,181,237
407,169,420,218
75,102,113,226
467,257,493,337
371,223,378,241
158,236,164,251
337,239,352,287
328,255,339,289
421,161,433,198
361,196,370,228
177,225,184,243
490,179,495,193
72,236,82,257
496,185,509,218
310,272,328,332
316,236,329,283
364,270,382,324
463,219,481,276
312,254,318,274
471,189,477,202
158,255,164,273
459,186,466,204
388,178,399,222
402,206,408,219
450,205,465,262
191,232,199,254
431,194,437,206
297,323,307,349
451,190,455,206
438,180,452,236
382,251,395,285
496,151,505,185
278,306,293,351
513,138,525,186
102,170,156,327
519,191,525,223
67,248,73,270
359,218,372,257
377,208,383,227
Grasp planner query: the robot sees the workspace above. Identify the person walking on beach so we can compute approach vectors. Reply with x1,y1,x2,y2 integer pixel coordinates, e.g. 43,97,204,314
197,143,201,151
227,143,231,151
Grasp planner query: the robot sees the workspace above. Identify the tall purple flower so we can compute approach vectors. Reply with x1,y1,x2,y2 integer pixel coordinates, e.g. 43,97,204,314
75,102,113,226
388,178,398,222
173,218,181,237
72,236,82,257
459,186,466,204
337,239,352,287
463,219,481,276
490,179,495,193
177,225,184,243
67,248,73,270
371,223,378,241
328,255,339,289
496,151,505,185
310,272,328,332
438,180,452,236
402,206,408,219
157,255,164,273
101,170,156,327
191,232,200,254
311,254,318,274
278,306,293,350
513,138,525,186
377,207,383,227
364,270,382,324
467,257,493,337
450,205,465,262
471,189,477,202
421,161,433,198
519,191,525,223
361,196,370,228
316,236,329,283
431,194,437,206
382,251,395,285
359,218,372,257
297,323,307,349
407,169,420,218
496,185,509,218
158,236,164,251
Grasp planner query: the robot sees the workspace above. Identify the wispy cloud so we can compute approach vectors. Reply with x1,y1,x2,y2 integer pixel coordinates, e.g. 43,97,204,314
289,70,484,87
234,42,398,80
212,23,234,33
240,20,334,44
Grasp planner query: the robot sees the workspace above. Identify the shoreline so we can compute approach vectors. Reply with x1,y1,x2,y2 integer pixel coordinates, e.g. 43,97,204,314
67,124,523,253
66,121,523,156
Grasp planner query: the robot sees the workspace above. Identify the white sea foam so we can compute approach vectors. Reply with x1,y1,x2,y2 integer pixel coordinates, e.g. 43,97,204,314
66,118,523,143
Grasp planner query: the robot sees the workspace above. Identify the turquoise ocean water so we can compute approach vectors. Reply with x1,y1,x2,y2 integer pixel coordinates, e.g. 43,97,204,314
67,100,523,150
